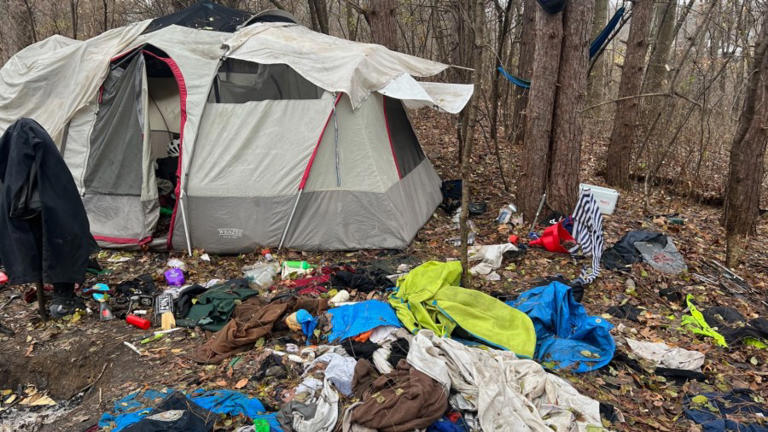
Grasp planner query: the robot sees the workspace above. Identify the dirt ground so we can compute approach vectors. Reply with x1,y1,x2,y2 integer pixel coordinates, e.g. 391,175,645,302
1,109,767,431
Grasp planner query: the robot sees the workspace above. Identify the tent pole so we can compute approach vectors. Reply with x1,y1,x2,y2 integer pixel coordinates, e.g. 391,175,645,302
179,192,193,256
278,189,302,250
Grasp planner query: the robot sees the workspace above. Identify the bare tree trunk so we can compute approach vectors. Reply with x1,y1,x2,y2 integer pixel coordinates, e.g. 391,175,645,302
586,0,608,105
431,0,447,62
604,0,653,188
22,0,38,43
365,0,398,50
308,0,320,31
459,0,485,287
4,0,38,57
70,0,79,39
510,0,535,145
486,0,515,192
455,0,476,164
644,0,676,93
547,0,594,213
518,6,563,219
315,0,330,34
308,0,329,34
102,0,108,32
346,0,359,41
724,21,768,267
489,0,515,143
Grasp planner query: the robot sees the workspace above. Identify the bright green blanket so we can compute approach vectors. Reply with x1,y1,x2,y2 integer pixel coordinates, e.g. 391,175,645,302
389,261,536,358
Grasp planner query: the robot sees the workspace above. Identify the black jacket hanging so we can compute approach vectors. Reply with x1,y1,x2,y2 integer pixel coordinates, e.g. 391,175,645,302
0,118,97,285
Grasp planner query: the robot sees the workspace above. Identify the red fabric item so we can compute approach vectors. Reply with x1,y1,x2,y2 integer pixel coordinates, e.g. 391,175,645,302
280,271,331,296
93,235,152,245
529,222,575,254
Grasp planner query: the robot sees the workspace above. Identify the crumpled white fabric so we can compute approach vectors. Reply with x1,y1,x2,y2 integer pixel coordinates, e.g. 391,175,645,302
291,377,339,432
372,346,393,374
626,338,705,371
368,326,401,344
307,353,357,396
295,377,324,396
469,243,518,275
407,330,601,432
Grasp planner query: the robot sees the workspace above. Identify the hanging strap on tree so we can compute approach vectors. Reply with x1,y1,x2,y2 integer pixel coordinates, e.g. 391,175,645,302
499,5,627,89
497,66,531,89
589,6,626,58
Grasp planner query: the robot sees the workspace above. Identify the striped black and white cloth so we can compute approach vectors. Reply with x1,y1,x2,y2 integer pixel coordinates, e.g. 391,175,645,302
569,188,604,284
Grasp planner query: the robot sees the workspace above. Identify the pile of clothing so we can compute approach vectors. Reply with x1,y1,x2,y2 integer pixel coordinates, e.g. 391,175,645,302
93,256,617,432
602,230,687,274
189,295,328,364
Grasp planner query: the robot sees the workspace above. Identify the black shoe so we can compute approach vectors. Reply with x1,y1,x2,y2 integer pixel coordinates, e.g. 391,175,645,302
49,296,86,318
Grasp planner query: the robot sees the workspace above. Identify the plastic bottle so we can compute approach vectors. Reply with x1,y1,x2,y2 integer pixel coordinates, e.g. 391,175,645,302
243,263,278,289
281,261,312,278
261,249,274,262
496,204,518,224
99,302,115,321
284,261,311,270
126,314,152,330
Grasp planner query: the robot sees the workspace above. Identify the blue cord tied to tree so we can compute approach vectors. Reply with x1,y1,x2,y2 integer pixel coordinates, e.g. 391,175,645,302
499,6,626,89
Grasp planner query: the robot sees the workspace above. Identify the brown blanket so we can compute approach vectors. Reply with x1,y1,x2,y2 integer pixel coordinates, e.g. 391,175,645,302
350,359,448,432
190,296,327,364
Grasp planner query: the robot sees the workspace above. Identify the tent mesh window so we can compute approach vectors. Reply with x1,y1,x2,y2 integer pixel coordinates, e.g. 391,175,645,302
384,96,426,178
209,58,324,103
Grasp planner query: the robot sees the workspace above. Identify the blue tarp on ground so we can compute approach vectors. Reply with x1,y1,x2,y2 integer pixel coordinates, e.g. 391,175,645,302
508,281,615,373
98,388,282,431
327,300,402,342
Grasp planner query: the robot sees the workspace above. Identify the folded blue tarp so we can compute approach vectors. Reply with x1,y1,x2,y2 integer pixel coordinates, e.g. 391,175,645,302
508,281,614,373
99,388,282,431
327,300,402,342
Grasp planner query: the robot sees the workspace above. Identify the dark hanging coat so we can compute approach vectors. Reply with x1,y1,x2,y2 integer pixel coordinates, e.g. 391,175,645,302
0,118,97,285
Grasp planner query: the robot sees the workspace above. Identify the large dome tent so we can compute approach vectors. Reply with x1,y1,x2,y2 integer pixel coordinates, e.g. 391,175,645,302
0,2,473,254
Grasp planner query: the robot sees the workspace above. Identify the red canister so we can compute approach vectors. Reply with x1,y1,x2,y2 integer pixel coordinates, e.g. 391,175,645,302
126,314,151,330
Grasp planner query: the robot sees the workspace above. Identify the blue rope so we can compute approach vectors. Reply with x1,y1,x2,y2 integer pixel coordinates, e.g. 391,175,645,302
497,66,531,89
499,6,626,89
